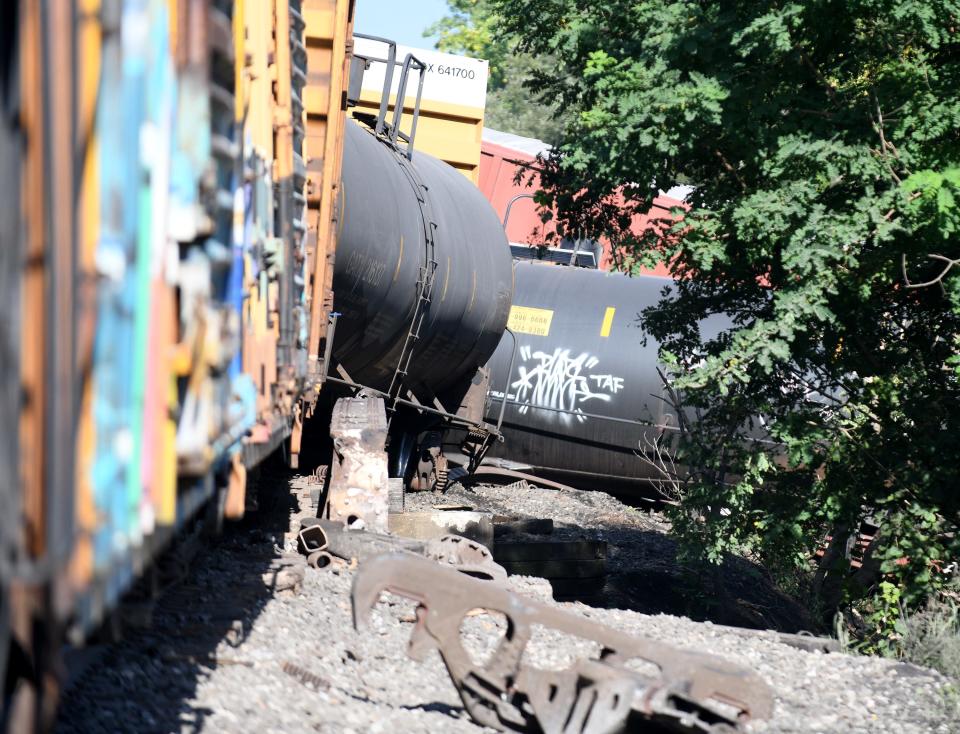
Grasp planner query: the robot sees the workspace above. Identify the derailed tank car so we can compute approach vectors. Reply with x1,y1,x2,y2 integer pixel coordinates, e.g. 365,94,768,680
482,261,687,489
313,41,513,491
331,119,513,406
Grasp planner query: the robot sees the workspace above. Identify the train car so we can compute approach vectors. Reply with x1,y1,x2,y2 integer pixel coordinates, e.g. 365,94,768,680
2,1,355,727
476,262,669,488
2,1,520,728
478,127,690,273
479,261,729,493
349,37,489,183
325,115,513,490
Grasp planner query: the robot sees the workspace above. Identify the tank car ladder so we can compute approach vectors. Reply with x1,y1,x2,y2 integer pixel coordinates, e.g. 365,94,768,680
385,171,438,412
351,36,436,414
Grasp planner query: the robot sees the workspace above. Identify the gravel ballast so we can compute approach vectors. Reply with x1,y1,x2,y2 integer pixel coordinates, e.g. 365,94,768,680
55,472,956,733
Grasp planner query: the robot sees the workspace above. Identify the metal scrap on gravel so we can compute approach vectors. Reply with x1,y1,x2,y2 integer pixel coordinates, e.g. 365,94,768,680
352,552,775,734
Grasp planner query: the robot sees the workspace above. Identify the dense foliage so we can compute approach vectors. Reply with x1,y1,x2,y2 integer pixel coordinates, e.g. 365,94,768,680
426,0,567,141
494,0,960,651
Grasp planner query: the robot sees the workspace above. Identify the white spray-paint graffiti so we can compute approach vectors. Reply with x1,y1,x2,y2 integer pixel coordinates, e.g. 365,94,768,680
509,345,625,423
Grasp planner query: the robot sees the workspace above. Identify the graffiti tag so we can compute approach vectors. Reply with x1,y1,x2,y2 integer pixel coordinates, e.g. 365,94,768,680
510,345,625,423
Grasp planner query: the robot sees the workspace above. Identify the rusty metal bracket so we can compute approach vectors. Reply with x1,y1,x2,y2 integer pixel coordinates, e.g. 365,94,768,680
297,521,329,556
352,553,774,734
423,535,507,583
306,550,334,569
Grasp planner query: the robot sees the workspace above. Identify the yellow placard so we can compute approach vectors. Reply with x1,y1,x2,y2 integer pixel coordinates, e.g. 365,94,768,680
508,305,554,337
600,306,616,337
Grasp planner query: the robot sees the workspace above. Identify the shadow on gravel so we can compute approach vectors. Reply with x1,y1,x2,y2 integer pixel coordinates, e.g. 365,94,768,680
54,451,305,734
445,482,816,634
545,519,814,633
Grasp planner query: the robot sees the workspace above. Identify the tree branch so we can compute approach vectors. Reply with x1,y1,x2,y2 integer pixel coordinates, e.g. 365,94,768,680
902,253,960,289
871,92,910,184
713,149,747,192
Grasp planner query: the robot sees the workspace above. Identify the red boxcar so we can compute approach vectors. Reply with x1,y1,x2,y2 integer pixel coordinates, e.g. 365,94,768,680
479,128,687,275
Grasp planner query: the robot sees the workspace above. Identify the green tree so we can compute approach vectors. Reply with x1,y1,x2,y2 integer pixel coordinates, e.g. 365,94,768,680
425,0,567,141
495,0,960,649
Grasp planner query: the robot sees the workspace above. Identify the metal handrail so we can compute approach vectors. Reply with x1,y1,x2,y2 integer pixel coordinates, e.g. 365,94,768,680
502,193,536,230
351,36,426,159
352,33,396,136
495,327,518,433
390,53,426,159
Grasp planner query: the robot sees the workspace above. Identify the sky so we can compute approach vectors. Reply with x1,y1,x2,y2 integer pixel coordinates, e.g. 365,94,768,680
354,0,449,49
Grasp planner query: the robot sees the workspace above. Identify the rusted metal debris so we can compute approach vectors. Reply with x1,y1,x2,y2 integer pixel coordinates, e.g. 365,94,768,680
306,550,335,569
327,397,390,532
297,520,329,556
315,519,425,562
296,514,505,580
424,534,507,583
353,553,774,734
